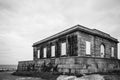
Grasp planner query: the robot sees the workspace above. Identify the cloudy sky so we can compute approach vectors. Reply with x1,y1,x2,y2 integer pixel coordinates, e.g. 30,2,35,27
0,0,120,64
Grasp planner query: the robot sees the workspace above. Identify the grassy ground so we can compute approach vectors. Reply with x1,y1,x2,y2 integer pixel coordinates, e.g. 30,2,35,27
0,71,44,80
13,71,60,80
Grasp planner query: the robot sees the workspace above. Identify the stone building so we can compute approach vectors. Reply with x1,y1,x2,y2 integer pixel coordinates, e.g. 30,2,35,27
17,25,120,74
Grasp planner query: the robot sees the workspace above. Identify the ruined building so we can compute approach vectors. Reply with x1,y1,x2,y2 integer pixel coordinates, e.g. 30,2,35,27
17,25,120,74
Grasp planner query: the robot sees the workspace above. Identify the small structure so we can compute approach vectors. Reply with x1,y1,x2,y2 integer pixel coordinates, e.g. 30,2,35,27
17,25,120,74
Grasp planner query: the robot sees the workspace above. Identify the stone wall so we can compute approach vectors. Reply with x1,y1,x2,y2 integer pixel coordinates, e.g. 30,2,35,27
17,60,35,71
34,56,120,74
33,31,78,61
94,36,118,58
77,31,118,58
77,31,94,56
33,30,118,61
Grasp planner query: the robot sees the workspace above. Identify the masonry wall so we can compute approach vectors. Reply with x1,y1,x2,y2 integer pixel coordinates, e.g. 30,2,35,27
77,31,94,56
33,31,78,61
56,57,120,73
94,36,118,58
17,61,35,71
34,56,120,74
33,30,118,60
77,31,118,58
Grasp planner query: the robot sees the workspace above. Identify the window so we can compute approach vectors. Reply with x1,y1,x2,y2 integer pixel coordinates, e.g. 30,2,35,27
86,41,91,55
37,50,40,58
61,42,66,55
51,45,55,57
111,47,114,57
43,48,47,58
100,44,105,57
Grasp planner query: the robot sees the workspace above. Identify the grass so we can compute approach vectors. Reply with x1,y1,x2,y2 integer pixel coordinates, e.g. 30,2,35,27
12,71,60,80
0,72,44,80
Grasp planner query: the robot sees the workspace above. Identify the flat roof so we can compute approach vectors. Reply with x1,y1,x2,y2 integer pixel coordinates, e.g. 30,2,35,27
33,24,119,46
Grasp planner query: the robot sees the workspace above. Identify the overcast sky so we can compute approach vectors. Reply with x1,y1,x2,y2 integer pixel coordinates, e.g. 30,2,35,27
0,0,120,64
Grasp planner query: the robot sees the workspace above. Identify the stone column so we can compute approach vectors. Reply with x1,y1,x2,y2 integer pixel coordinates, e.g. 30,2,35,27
73,34,78,56
115,43,118,59
33,47,37,61
77,32,80,56
66,35,70,56
55,40,60,57
47,43,51,58
40,47,43,59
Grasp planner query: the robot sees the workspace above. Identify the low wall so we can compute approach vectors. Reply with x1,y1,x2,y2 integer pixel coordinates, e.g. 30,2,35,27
17,60,35,71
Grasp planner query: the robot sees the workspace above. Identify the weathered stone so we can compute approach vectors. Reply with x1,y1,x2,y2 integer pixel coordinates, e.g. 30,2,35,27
57,75,76,80
75,74,104,80
57,75,68,80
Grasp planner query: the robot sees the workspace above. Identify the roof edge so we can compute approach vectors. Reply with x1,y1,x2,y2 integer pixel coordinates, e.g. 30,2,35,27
33,24,119,46
32,24,80,46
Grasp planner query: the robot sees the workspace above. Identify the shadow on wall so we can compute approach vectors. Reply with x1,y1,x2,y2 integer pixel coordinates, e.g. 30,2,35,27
23,61,58,72
41,61,58,72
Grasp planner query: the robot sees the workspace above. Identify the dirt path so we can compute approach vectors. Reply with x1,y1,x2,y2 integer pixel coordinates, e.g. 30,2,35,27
0,72,45,80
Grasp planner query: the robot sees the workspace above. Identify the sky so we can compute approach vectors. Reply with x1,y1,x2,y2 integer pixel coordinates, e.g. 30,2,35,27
0,0,120,64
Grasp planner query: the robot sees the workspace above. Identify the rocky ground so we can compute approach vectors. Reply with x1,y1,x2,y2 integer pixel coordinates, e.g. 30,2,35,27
13,71,120,80
13,71,59,80
57,74,120,80
0,70,118,80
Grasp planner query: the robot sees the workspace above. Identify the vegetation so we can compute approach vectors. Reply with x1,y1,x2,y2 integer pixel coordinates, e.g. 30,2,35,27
12,71,59,80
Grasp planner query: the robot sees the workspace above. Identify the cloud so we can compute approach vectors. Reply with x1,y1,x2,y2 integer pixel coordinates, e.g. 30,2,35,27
0,32,32,64
0,0,120,64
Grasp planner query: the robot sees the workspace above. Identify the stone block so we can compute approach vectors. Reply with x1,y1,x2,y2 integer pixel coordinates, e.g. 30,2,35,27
71,69,75,73
80,69,88,74
58,68,62,72
63,68,69,73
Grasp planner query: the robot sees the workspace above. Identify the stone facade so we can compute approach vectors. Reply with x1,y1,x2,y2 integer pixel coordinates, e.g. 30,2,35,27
17,25,120,74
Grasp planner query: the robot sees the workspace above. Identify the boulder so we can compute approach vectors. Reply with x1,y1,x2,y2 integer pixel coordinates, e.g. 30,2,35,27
57,75,68,80
57,75,76,80
75,74,104,80
57,74,104,80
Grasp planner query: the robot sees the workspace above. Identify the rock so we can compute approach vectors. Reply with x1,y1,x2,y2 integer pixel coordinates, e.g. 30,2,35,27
57,74,104,80
75,77,89,80
57,75,68,80
63,76,77,80
89,74,104,80
75,74,104,80
57,75,76,80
